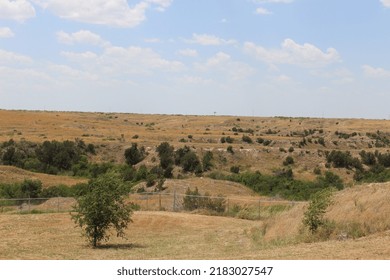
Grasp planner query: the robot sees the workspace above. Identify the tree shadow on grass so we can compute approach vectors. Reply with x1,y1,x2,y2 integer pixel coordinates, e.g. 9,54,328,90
94,243,146,250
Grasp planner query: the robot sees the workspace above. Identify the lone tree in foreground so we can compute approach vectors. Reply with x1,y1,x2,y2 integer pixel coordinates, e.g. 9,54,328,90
72,174,133,247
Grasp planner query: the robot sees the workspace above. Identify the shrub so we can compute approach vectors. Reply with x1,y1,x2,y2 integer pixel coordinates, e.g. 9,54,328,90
230,166,240,174
156,142,174,170
225,136,234,144
283,156,294,166
174,146,202,173
41,184,73,198
124,143,145,166
318,137,325,146
242,135,253,144
202,151,214,171
303,188,335,234
227,146,234,154
20,179,42,198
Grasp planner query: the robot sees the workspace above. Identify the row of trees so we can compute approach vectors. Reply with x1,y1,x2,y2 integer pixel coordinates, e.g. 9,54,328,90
0,139,95,175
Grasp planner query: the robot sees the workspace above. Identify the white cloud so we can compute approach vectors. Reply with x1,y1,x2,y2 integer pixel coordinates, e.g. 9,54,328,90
60,46,184,77
0,0,35,21
380,0,390,8
255,7,272,15
61,51,98,60
48,64,98,81
101,46,183,73
362,65,390,78
187,33,236,46
195,52,254,81
178,49,198,57
0,27,14,38
205,52,231,67
31,0,172,27
0,49,33,64
179,75,213,85
244,38,340,68
273,74,292,82
146,0,172,11
57,30,109,47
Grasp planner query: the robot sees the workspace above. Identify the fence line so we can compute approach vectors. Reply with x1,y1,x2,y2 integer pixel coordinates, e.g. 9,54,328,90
0,193,306,219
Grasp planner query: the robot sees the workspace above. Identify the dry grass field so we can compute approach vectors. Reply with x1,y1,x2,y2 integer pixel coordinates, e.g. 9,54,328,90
2,109,390,181
1,210,389,260
0,182,389,260
1,109,390,260
0,165,87,187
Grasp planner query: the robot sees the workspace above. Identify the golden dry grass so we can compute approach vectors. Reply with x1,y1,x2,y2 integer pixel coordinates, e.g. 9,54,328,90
0,165,87,188
260,182,390,242
2,109,390,180
2,110,390,259
1,210,390,260
0,181,389,260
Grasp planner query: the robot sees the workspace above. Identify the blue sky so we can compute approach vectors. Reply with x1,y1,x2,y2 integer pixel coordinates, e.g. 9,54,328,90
1,0,390,119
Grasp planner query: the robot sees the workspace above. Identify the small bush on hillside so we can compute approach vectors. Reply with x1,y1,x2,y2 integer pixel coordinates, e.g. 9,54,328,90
283,156,294,166
242,135,253,144
202,151,214,171
124,143,146,166
230,165,240,174
303,188,335,234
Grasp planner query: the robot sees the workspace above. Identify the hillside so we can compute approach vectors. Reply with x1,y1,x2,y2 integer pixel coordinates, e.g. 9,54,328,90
2,109,390,183
0,165,87,188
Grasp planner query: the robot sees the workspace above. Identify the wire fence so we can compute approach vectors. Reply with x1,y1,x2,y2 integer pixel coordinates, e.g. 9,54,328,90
0,197,76,214
130,192,305,219
0,192,305,219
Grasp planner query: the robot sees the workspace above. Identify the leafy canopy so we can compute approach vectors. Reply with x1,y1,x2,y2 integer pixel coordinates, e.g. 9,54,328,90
71,174,133,247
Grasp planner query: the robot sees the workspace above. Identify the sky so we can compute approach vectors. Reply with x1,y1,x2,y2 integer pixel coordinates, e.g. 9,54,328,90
1,0,390,119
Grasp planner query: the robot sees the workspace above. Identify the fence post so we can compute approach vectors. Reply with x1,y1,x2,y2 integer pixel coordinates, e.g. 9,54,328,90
57,197,60,212
173,189,177,212
227,198,230,214
28,196,31,212
159,193,162,211
146,194,149,211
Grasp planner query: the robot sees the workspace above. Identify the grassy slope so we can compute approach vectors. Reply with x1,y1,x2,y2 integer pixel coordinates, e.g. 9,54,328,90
0,165,87,188
1,110,390,259
2,109,390,182
1,211,389,260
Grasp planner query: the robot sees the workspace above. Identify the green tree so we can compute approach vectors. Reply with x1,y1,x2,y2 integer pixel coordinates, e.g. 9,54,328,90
156,142,174,169
71,174,133,247
124,143,145,166
303,188,335,234
202,151,214,171
21,179,42,198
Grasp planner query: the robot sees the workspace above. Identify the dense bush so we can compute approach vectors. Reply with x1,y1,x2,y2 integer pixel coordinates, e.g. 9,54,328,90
156,142,174,169
208,170,343,201
283,156,294,166
242,135,253,144
326,150,363,170
0,139,95,176
124,143,146,166
202,151,214,171
174,146,202,173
